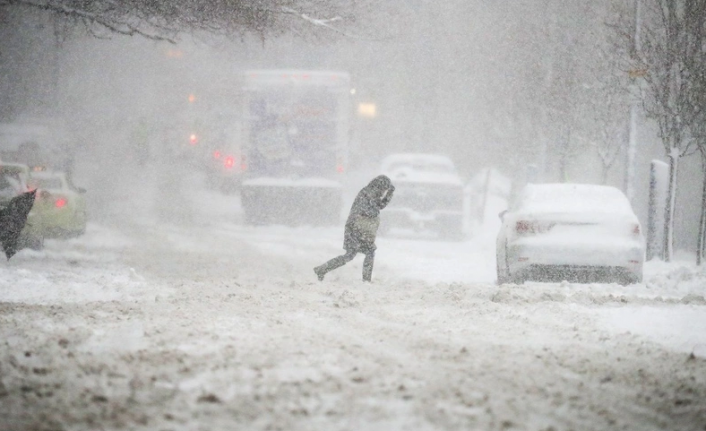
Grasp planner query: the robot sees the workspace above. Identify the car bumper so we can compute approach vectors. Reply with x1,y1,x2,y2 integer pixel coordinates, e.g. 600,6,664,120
506,239,644,283
21,212,44,237
384,208,462,228
32,207,87,238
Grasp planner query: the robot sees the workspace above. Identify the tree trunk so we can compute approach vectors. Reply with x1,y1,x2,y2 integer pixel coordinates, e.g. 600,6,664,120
698,150,706,265
662,151,679,262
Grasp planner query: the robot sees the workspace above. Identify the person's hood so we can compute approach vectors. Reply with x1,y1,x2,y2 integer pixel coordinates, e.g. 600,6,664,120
367,175,392,193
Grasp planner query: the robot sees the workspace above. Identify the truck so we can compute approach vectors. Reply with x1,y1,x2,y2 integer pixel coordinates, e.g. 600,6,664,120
239,70,351,226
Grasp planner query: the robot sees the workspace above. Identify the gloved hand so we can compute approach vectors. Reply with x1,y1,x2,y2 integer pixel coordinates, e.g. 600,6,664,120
380,185,394,206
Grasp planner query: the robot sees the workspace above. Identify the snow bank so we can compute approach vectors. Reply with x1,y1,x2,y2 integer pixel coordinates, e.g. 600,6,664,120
0,224,165,304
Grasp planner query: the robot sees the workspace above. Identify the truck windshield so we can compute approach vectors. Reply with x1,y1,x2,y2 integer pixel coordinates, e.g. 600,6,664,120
246,88,339,177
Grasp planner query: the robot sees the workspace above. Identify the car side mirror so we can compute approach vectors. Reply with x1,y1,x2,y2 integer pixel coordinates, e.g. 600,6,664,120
498,210,507,220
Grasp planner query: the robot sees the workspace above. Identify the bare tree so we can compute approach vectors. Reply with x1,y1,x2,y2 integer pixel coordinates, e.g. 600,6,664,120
582,21,634,187
690,0,706,264
615,0,705,261
697,141,706,264
0,0,366,42
590,87,629,185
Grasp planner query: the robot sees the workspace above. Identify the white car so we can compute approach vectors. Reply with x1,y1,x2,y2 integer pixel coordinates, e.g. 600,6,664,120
496,183,645,285
380,153,465,239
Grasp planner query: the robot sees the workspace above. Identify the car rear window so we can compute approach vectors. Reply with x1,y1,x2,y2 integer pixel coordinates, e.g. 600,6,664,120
521,184,633,215
30,178,63,189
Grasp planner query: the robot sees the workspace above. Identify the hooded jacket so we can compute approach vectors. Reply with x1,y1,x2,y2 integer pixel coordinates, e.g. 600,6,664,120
343,175,394,252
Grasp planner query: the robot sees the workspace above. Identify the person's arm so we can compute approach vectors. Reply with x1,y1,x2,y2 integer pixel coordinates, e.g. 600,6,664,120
361,196,381,217
378,185,395,210
354,190,380,218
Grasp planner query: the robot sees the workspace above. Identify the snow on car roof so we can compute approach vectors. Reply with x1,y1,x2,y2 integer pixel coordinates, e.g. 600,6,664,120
0,162,30,171
381,153,455,170
519,183,634,215
380,153,462,185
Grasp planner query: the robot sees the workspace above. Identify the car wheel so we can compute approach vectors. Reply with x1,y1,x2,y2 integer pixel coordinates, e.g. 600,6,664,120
20,234,44,251
619,274,642,286
511,274,526,285
244,211,264,226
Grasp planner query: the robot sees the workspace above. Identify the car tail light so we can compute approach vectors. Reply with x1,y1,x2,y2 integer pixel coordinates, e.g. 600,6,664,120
336,164,344,173
213,150,221,159
515,220,553,235
55,197,67,208
224,156,235,169
632,224,641,236
189,134,198,145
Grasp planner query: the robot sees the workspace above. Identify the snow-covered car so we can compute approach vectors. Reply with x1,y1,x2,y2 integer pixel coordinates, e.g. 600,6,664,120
28,170,87,238
496,183,645,285
379,153,465,239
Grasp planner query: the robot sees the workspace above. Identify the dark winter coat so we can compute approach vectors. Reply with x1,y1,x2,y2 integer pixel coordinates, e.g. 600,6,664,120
343,175,394,253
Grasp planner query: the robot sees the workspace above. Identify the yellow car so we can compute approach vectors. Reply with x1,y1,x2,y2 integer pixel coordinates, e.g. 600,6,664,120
28,171,87,238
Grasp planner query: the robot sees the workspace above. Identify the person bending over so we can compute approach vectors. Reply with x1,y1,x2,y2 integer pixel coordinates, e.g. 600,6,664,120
314,175,395,282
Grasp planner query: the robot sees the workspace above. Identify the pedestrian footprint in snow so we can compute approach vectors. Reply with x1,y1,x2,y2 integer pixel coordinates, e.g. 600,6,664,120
314,175,395,282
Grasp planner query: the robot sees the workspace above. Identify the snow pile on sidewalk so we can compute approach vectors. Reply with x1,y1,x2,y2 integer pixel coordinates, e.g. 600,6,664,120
0,224,165,304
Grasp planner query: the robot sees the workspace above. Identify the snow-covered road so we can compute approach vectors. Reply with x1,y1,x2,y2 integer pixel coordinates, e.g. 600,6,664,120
1,183,706,431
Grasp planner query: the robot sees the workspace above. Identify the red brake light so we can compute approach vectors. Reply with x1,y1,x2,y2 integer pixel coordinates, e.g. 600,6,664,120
336,164,344,173
515,220,552,235
224,156,235,169
213,151,221,159
516,221,531,234
55,198,67,208
189,134,198,145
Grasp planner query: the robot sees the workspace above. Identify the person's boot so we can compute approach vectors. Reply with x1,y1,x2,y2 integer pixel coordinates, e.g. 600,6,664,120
314,265,326,281
362,253,374,282
314,252,356,281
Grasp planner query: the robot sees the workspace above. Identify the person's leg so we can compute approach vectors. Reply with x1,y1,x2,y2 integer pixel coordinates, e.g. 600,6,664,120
362,249,375,282
314,250,357,281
